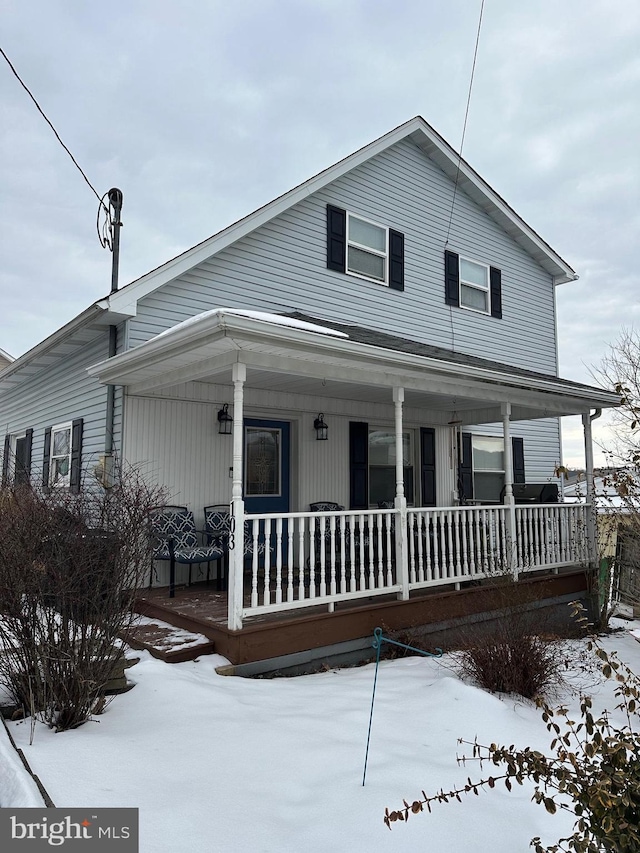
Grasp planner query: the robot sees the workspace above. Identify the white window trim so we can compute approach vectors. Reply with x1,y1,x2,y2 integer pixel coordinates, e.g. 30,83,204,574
9,431,26,456
49,421,73,488
346,212,389,286
459,255,490,315
471,435,505,503
368,426,414,506
8,432,26,480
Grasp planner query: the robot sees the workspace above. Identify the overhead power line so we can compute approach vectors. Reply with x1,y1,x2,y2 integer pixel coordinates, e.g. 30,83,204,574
0,45,104,206
444,0,486,246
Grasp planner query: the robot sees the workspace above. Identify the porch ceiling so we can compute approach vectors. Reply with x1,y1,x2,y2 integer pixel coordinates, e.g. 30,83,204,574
87,309,619,424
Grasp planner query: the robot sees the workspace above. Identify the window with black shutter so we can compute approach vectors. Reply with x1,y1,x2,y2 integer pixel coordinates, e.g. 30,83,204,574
3,429,33,486
460,433,526,503
444,250,502,318
327,205,404,289
43,419,83,491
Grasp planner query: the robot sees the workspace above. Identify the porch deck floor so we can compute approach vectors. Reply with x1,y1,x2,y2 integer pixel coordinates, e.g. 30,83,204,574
135,579,392,628
133,568,589,667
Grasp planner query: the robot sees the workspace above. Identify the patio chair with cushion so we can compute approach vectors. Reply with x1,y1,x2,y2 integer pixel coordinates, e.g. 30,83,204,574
309,501,349,567
149,505,226,598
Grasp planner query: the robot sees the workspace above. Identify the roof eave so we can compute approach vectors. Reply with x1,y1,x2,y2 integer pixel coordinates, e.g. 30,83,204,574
88,311,619,411
0,301,135,392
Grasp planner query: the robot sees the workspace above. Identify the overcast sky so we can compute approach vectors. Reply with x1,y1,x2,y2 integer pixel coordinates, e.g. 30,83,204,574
1,0,638,467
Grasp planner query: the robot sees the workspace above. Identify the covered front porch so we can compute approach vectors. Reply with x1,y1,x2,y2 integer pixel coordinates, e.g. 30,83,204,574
89,309,618,642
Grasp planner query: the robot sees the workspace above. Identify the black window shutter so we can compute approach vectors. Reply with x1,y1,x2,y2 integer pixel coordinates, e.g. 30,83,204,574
70,418,84,494
14,429,33,487
512,436,525,484
326,205,346,273
388,229,405,291
420,427,436,507
2,434,9,486
490,267,502,319
459,432,473,502
349,421,369,509
43,427,52,489
444,250,460,306
24,428,33,476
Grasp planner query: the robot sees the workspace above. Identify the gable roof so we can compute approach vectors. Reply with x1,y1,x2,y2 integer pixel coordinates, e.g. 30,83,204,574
106,115,577,316
2,115,578,392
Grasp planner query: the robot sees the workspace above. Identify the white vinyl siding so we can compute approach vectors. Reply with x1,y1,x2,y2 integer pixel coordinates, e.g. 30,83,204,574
0,336,111,487
128,137,559,378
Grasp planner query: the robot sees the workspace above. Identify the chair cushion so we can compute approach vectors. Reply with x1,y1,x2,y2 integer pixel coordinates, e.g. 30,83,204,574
309,502,344,513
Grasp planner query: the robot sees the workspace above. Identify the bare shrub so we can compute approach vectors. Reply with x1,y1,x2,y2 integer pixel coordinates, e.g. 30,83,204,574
0,467,164,733
455,629,564,701
453,578,573,701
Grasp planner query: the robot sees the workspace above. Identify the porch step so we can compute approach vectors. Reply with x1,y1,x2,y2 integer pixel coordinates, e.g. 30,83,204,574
123,616,217,663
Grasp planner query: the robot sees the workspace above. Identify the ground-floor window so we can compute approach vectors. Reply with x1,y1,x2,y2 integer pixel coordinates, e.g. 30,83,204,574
49,422,73,488
368,428,414,505
472,435,504,502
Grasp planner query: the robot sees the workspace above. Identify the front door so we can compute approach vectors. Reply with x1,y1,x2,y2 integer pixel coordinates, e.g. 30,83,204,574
243,419,290,514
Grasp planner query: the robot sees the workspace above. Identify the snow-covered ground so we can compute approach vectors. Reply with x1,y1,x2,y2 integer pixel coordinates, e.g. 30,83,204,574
2,618,640,853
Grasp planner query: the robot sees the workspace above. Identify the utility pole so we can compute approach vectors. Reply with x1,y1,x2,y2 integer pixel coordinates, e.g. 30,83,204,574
102,188,123,486
108,188,123,293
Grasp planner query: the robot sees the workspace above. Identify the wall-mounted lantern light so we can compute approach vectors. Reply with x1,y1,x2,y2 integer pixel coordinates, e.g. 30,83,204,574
314,413,328,441
217,403,233,435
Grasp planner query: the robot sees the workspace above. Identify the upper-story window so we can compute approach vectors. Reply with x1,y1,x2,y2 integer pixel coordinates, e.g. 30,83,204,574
460,258,490,313
445,250,502,319
327,205,405,291
347,214,388,283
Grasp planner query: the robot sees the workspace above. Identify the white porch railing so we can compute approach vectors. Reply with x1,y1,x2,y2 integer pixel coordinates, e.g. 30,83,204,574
242,509,400,618
407,505,509,588
515,503,590,571
238,503,592,621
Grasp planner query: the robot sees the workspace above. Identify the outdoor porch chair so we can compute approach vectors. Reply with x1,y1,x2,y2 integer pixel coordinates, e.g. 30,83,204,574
149,505,226,598
309,501,361,567
203,505,272,571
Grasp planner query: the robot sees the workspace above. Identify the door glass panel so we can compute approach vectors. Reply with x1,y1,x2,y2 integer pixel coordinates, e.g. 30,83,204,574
245,428,281,497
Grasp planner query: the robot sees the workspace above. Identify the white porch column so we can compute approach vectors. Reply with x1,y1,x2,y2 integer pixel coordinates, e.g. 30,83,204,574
582,411,597,566
228,362,246,631
393,387,409,600
502,402,518,579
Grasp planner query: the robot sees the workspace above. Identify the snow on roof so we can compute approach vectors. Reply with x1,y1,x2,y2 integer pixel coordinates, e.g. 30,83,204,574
153,308,350,340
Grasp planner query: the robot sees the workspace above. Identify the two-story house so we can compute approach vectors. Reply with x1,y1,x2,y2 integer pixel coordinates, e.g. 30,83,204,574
0,117,619,668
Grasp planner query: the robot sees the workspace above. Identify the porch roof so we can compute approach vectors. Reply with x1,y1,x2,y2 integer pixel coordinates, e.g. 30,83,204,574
87,308,619,424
